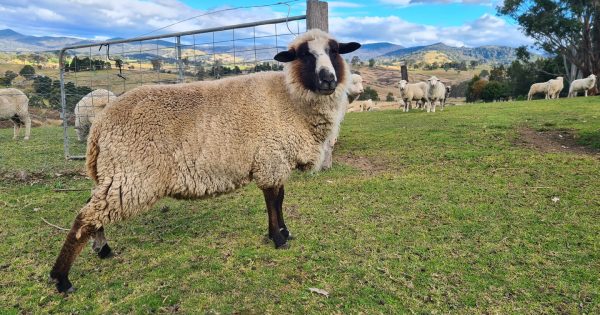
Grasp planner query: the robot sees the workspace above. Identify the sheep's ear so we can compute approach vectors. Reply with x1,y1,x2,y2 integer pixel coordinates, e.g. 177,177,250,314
274,49,296,62
339,42,361,54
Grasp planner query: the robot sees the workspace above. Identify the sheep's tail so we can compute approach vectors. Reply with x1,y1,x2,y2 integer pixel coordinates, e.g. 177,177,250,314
86,123,101,184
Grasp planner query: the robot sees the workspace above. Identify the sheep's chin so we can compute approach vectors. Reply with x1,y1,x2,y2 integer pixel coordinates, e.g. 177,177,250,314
316,89,336,95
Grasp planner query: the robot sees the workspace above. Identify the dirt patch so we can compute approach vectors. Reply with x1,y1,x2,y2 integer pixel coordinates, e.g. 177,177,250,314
517,127,600,157
335,152,389,173
0,169,88,185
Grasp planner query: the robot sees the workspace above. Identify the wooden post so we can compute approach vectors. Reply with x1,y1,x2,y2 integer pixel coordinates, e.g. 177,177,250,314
308,1,333,170
307,0,329,32
401,64,408,81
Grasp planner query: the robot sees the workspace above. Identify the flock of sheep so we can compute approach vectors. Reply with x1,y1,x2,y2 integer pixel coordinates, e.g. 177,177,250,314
528,74,597,100
398,76,451,113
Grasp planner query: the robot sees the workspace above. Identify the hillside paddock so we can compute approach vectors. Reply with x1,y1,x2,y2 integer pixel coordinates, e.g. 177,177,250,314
0,97,599,313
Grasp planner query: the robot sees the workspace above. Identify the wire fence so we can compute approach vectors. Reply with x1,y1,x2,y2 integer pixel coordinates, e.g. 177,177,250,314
0,16,308,159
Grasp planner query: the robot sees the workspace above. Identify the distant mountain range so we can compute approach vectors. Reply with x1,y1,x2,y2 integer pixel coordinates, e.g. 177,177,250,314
0,29,526,65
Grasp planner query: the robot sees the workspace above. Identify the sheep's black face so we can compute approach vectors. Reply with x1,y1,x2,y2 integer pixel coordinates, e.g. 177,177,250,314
275,38,361,95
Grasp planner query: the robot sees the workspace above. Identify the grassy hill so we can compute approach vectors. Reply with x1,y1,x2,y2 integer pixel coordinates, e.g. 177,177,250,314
381,42,522,65
1,97,599,313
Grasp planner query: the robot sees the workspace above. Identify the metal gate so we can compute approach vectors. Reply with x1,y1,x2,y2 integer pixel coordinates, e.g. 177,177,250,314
58,0,329,160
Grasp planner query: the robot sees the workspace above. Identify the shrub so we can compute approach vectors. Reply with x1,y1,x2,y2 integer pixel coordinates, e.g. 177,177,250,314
358,86,379,101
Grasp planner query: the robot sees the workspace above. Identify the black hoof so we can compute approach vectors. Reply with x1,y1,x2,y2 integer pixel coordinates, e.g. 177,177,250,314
97,244,113,259
280,228,294,240
50,273,75,294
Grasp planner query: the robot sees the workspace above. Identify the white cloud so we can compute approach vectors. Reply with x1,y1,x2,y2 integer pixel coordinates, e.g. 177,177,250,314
330,13,533,48
0,0,290,39
0,0,531,49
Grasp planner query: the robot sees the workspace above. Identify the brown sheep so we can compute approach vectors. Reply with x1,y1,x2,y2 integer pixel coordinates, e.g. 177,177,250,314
49,29,360,293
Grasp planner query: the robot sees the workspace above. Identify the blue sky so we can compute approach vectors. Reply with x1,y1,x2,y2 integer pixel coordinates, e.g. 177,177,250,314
0,0,533,48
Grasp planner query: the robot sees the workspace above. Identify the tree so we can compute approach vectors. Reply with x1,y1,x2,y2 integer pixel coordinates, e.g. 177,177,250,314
479,69,490,78
386,92,395,102
351,56,361,68
1,71,18,86
466,75,487,102
151,58,162,71
489,65,507,82
499,0,600,86
19,65,35,79
368,58,376,68
196,65,206,80
212,60,223,78
481,81,510,102
470,60,478,69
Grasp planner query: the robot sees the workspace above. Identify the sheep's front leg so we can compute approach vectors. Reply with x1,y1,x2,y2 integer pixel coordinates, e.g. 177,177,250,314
275,186,292,240
263,186,288,249
585,90,588,97
13,122,20,140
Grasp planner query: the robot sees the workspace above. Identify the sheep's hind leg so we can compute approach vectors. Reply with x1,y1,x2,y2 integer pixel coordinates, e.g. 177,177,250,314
263,186,288,249
49,212,95,293
91,227,113,259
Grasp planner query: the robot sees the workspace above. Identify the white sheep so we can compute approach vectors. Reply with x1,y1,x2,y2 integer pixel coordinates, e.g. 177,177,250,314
321,74,363,170
427,76,446,113
546,77,564,99
398,80,429,112
527,82,549,100
0,88,31,140
347,74,364,103
74,89,116,142
49,29,361,293
360,99,373,112
569,74,597,97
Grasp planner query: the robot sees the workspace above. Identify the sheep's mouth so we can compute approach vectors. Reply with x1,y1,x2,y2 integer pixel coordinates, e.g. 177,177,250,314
317,88,336,95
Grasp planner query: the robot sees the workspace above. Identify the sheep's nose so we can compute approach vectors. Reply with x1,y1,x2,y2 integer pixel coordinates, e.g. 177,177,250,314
319,69,336,87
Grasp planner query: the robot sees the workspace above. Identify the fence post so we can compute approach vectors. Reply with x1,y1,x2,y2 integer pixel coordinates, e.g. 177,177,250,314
308,0,335,170
307,0,328,32
59,49,70,160
401,64,408,81
176,36,184,83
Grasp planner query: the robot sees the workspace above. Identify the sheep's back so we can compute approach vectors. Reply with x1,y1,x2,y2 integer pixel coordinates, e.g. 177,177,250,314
87,72,296,197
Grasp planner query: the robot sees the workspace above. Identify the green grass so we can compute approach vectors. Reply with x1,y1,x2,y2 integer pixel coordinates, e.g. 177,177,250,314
1,97,599,313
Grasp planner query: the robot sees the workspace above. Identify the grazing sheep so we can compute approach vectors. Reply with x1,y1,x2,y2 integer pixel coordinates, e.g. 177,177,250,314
0,88,31,140
546,77,564,99
398,80,428,112
427,76,446,113
360,99,373,112
49,29,361,293
569,74,597,97
527,82,549,100
322,74,363,170
74,89,116,142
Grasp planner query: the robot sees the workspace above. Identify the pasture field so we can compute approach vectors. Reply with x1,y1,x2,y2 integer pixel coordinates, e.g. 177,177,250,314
0,97,599,313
